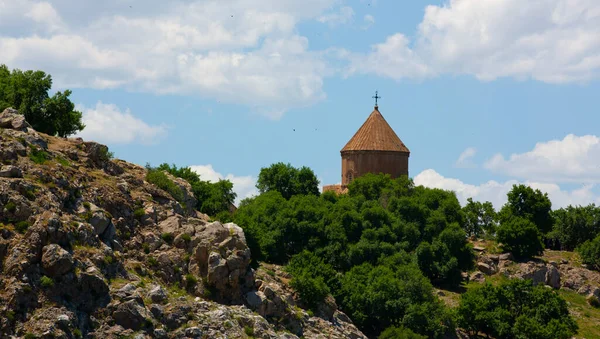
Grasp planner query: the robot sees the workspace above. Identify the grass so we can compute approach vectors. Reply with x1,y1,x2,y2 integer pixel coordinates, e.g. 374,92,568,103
56,156,71,167
28,145,50,164
558,289,600,339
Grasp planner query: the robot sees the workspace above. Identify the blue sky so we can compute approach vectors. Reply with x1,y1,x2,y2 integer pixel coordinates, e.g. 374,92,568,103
2,0,600,209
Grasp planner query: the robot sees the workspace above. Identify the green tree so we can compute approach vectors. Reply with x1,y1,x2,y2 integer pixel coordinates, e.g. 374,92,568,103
499,184,553,234
256,162,319,199
577,234,600,270
496,217,544,259
152,163,236,216
547,204,600,250
462,197,498,238
0,64,85,137
457,279,578,339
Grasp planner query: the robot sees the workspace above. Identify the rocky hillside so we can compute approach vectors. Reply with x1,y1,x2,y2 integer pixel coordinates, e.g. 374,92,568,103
0,108,367,339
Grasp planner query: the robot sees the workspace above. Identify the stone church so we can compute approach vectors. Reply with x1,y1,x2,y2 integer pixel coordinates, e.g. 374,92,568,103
323,99,410,194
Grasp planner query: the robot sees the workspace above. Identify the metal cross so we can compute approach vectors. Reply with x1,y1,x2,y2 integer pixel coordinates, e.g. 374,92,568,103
372,91,381,106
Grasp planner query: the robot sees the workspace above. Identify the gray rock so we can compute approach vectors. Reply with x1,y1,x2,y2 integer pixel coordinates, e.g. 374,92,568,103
41,244,74,277
470,271,485,283
90,210,111,235
185,327,203,338
112,299,150,330
477,262,496,275
148,285,168,303
0,165,23,178
545,265,561,289
498,252,513,261
153,328,168,339
0,108,31,131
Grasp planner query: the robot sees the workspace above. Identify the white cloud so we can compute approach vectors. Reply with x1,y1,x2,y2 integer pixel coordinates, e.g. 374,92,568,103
485,134,600,183
414,169,600,210
0,0,340,118
362,14,375,30
76,102,168,145
455,147,477,168
347,0,600,83
189,165,258,205
318,6,355,27
345,33,434,80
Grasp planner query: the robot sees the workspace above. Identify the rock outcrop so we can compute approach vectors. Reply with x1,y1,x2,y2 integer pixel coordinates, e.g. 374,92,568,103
0,108,366,338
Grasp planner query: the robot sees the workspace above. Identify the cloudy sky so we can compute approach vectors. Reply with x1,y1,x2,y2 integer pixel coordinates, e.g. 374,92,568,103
2,0,600,208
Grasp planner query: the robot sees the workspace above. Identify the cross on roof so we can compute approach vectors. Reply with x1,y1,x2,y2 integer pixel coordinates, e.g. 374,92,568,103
372,91,381,107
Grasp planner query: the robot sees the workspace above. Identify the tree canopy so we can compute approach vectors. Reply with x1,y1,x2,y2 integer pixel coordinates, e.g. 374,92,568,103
0,64,85,137
256,162,320,199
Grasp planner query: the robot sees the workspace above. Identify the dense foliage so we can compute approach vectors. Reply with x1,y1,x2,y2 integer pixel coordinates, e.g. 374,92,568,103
499,184,553,234
0,64,85,137
146,163,236,217
496,217,544,259
256,162,320,199
457,279,578,339
462,197,497,238
577,234,600,270
548,204,600,251
235,172,472,337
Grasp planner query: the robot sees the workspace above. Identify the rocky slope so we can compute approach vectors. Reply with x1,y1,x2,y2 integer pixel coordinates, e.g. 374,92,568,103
0,108,367,339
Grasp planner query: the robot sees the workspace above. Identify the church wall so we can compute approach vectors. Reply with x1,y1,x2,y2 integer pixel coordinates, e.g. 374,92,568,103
341,150,409,185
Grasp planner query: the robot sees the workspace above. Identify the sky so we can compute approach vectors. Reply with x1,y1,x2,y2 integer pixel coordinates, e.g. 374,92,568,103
2,0,600,209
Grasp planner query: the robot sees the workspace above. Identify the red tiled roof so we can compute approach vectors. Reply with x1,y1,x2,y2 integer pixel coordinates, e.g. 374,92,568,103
341,106,410,153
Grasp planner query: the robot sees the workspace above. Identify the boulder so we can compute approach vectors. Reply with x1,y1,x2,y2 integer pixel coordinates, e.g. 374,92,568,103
90,210,112,235
545,265,561,289
148,285,168,303
41,244,74,277
112,299,151,330
469,271,485,283
189,221,253,303
0,108,31,131
477,262,496,275
0,165,23,178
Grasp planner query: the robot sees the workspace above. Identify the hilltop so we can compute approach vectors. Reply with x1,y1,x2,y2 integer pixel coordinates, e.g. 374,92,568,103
0,108,366,338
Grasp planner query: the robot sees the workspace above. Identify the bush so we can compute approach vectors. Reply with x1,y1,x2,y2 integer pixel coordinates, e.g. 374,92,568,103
497,217,544,259
161,232,174,244
15,221,30,234
379,326,427,339
133,207,145,221
577,234,600,270
40,276,54,288
457,279,578,339
145,168,185,205
5,201,16,213
184,274,197,290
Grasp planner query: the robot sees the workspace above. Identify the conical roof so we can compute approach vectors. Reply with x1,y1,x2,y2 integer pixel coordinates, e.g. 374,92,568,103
341,106,410,153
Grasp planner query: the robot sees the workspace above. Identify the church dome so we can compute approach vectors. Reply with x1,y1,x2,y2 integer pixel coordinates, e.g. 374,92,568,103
341,106,410,153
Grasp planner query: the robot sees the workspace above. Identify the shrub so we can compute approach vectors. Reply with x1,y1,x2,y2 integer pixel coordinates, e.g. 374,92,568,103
147,257,158,267
15,221,30,234
40,276,54,288
133,207,145,220
184,274,198,290
161,232,174,244
497,217,544,259
83,201,91,210
379,326,427,339
181,233,192,242
5,201,16,213
244,326,254,336
577,234,600,270
145,168,185,205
